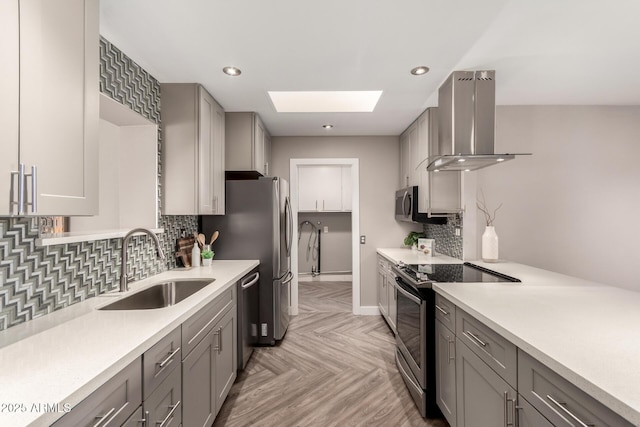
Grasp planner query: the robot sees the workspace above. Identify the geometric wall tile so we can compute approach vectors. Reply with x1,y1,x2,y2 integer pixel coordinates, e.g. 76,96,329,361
0,38,198,331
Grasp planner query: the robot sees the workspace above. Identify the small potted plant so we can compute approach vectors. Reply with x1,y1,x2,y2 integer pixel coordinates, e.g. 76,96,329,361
404,231,426,251
201,247,214,266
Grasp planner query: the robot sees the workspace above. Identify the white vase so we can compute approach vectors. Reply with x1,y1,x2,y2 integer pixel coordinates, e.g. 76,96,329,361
482,226,499,262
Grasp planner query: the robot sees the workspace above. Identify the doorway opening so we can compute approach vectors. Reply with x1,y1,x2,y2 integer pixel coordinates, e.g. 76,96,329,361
290,158,360,315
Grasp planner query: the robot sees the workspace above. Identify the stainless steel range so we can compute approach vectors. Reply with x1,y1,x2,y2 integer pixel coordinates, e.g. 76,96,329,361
392,262,519,418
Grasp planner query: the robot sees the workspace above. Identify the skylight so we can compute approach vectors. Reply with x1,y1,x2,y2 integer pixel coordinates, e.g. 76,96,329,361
268,91,383,113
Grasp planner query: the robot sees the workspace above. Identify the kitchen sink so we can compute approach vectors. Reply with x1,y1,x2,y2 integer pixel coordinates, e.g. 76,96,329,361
99,279,215,310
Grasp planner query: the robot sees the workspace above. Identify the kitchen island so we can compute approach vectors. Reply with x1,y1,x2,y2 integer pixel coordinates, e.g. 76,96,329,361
0,260,258,427
377,248,640,426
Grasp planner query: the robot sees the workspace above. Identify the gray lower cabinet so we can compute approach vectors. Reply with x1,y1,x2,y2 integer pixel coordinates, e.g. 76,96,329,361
455,337,517,427
435,319,456,427
182,290,237,427
52,358,141,426
144,363,182,427
182,328,216,427
214,308,237,414
376,255,396,334
517,394,553,427
519,349,633,427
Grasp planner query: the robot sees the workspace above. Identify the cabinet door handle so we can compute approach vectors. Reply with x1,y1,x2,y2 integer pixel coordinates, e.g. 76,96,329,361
214,328,223,353
157,346,181,369
465,330,487,347
323,200,325,210
447,336,455,363
435,304,449,316
17,163,25,215
28,165,37,213
157,400,181,427
503,392,517,427
546,394,594,427
315,200,318,211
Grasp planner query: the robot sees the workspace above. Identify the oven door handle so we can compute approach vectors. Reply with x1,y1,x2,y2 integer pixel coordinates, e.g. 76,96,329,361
395,278,422,304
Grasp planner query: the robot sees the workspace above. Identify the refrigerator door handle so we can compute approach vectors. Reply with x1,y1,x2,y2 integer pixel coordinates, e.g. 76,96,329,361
285,196,292,256
281,271,294,285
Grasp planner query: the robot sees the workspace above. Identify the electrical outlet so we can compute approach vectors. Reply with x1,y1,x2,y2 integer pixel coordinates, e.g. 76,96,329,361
261,323,268,337
323,226,329,233
360,235,366,244
455,227,461,236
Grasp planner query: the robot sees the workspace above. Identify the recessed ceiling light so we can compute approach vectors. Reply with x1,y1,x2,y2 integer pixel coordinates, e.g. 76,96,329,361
411,66,430,76
322,124,334,129
464,169,471,172
457,158,466,162
268,91,383,113
223,66,241,76
496,158,505,162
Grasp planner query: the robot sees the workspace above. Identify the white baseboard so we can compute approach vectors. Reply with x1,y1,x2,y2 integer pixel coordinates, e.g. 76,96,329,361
358,306,381,316
298,274,352,282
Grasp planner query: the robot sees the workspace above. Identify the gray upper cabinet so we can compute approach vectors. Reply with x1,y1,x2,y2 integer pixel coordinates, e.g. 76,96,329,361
225,112,271,176
1,0,99,216
435,319,457,427
53,359,141,427
162,83,225,215
456,337,517,427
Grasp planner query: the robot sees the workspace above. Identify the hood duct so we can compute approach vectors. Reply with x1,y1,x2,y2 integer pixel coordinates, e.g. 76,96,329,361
427,70,529,171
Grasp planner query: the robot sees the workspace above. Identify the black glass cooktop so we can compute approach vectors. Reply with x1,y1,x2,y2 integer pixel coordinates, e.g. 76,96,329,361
395,262,520,287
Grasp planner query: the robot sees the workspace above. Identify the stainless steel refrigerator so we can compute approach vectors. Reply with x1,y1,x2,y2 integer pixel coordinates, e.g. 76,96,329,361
201,177,292,345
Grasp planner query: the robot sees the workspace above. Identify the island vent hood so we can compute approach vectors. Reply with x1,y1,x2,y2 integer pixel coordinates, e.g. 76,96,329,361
427,70,529,171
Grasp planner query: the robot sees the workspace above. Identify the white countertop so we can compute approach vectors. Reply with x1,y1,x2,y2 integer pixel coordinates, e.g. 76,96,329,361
0,260,258,427
377,249,640,425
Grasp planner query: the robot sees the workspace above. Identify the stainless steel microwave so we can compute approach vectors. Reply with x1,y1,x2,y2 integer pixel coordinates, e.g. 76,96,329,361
395,187,426,223
395,187,447,224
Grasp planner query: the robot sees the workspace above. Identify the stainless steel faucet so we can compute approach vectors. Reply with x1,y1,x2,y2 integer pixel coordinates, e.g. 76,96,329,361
120,228,166,292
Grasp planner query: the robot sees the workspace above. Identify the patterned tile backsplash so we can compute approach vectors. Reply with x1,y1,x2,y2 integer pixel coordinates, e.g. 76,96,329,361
0,38,197,331
424,214,463,259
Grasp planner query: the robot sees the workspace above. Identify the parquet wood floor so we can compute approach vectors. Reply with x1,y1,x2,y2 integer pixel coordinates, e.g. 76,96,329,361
213,281,448,427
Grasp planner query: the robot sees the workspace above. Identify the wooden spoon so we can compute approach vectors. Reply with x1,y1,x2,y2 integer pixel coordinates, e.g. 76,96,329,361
210,230,219,245
198,233,206,248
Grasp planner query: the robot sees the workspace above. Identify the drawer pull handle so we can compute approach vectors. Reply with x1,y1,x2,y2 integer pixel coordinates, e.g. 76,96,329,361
546,394,594,427
466,330,487,347
157,346,181,369
435,304,449,316
93,407,115,427
157,400,181,427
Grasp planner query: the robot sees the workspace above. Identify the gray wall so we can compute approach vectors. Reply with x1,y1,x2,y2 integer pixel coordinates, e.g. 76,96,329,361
476,106,640,291
271,136,419,307
298,212,352,274
0,38,197,331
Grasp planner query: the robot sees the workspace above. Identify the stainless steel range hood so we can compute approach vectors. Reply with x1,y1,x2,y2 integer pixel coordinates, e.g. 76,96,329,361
427,70,529,171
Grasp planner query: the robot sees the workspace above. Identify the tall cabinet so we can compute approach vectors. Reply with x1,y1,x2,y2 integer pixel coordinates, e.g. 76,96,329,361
162,83,225,215
1,0,99,216
399,108,461,217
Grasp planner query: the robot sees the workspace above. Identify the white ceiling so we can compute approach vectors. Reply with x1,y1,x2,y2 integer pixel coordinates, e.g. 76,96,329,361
100,0,640,137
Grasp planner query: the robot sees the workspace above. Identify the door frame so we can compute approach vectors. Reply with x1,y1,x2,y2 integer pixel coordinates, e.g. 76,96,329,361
290,158,360,315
